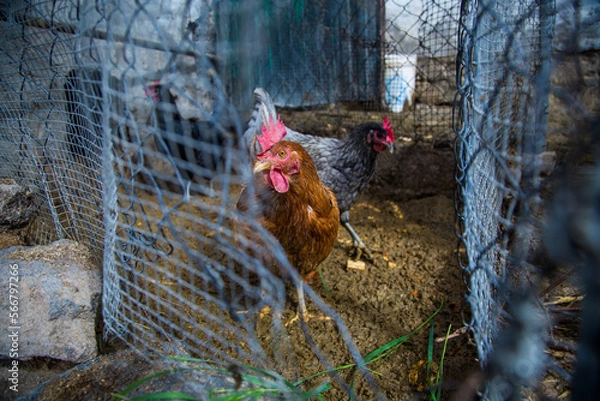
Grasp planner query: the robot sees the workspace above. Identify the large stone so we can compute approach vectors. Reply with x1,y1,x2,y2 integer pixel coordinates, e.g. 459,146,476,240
0,240,101,363
0,179,36,230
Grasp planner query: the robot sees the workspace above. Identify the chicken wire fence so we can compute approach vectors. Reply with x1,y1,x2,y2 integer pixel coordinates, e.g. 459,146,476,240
0,0,459,399
455,0,600,399
1,0,597,399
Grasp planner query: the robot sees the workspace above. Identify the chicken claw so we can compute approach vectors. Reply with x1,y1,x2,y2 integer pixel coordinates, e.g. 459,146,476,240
285,311,332,327
284,283,332,326
343,221,374,262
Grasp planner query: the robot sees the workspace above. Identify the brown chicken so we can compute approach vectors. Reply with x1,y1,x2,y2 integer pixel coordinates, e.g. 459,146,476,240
236,115,340,320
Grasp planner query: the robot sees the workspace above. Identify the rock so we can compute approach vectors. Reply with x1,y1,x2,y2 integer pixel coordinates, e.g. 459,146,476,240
0,179,36,230
0,240,101,363
0,231,25,249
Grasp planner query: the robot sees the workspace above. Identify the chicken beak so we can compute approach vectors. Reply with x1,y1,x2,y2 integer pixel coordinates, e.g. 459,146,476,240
253,159,272,174
388,142,395,154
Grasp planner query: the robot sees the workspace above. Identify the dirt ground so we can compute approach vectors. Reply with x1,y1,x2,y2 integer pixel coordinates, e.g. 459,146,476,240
2,139,488,400
282,191,480,400
2,133,581,400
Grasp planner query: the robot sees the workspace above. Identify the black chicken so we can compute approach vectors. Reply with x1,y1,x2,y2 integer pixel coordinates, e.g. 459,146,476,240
64,68,104,159
64,67,126,161
244,88,395,261
145,81,237,194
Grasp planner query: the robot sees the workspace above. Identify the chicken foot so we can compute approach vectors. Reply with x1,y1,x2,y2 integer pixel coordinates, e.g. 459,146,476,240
343,221,374,262
285,282,331,326
285,284,309,326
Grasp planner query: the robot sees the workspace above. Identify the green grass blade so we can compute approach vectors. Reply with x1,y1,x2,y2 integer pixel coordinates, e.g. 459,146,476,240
112,369,191,401
126,392,199,401
435,324,452,401
121,303,445,401
426,319,435,389
166,356,301,394
299,381,332,399
294,363,356,386
363,301,443,365
295,301,445,400
318,266,334,297
209,380,330,401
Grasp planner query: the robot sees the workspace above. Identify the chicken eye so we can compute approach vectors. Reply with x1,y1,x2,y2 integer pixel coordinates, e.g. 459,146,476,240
278,149,287,158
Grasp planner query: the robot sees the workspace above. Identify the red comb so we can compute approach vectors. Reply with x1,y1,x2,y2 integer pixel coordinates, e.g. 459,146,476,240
257,116,287,154
382,117,395,141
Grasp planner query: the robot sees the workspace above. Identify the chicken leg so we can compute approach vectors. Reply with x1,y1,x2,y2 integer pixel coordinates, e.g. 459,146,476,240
341,211,374,262
286,279,332,326
285,283,309,326
297,283,308,318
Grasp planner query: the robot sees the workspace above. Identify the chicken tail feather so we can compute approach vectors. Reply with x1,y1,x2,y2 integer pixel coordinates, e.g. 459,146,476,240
244,88,279,158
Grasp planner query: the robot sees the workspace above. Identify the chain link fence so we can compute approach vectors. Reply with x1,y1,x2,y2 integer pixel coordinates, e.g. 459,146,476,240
1,0,598,399
455,0,600,398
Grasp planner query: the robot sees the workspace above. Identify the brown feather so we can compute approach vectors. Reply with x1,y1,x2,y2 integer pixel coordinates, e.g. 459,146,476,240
236,140,339,278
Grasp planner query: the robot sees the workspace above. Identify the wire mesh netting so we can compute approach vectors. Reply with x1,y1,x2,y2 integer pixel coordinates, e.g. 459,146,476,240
0,1,461,399
455,0,600,398
1,0,599,399
456,0,554,365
